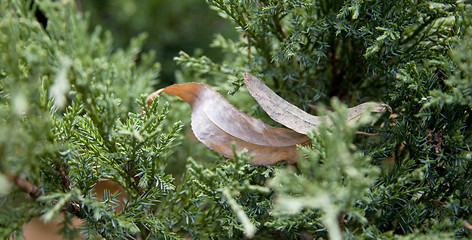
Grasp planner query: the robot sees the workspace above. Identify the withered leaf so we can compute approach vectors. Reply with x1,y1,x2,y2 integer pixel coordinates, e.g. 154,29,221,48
146,82,310,165
147,73,390,165
244,73,391,134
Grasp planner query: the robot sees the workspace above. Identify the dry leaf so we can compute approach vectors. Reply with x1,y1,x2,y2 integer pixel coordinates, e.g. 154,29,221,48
147,73,390,165
244,73,391,134
146,82,310,165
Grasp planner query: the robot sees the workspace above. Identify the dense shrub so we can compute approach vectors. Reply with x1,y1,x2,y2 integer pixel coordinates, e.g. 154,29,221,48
1,0,471,239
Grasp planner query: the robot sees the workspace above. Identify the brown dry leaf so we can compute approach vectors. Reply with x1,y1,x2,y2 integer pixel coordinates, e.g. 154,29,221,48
146,82,310,165
244,73,391,134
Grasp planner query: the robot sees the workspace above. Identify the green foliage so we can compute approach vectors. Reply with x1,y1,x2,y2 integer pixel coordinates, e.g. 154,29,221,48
269,100,381,240
1,0,179,238
1,0,472,239
177,0,472,238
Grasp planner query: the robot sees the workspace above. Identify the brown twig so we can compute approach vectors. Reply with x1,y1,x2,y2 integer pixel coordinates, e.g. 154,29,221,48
337,211,347,231
52,199,82,217
5,173,83,218
243,31,251,58
55,162,70,191
6,174,42,199
355,131,381,136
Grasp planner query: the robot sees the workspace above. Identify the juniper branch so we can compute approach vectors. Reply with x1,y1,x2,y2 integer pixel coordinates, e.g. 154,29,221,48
5,174,83,218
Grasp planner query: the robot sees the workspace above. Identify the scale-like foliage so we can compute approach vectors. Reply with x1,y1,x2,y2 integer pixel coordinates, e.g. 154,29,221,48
1,0,472,239
0,0,180,239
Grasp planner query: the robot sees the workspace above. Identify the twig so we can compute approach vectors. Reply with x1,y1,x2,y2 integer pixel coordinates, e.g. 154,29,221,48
55,162,70,191
5,173,83,218
272,7,286,41
6,174,42,199
51,199,82,217
244,32,251,58
355,131,381,136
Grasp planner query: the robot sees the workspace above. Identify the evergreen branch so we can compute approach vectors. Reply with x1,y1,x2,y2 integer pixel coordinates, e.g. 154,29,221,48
2,0,472,238
400,16,436,46
208,0,273,64
5,174,83,218
222,187,256,239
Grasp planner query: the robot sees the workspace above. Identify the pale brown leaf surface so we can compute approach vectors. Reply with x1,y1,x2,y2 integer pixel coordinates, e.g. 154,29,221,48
146,82,310,165
244,73,391,134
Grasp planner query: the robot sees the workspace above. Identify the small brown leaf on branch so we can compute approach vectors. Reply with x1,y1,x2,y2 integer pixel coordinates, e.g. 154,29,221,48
244,73,391,134
146,82,310,165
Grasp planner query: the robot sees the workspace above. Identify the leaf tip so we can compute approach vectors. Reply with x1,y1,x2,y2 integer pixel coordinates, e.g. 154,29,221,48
146,89,165,107
368,102,392,114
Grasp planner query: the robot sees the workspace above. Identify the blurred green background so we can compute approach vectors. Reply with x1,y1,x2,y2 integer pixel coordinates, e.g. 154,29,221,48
79,0,238,86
